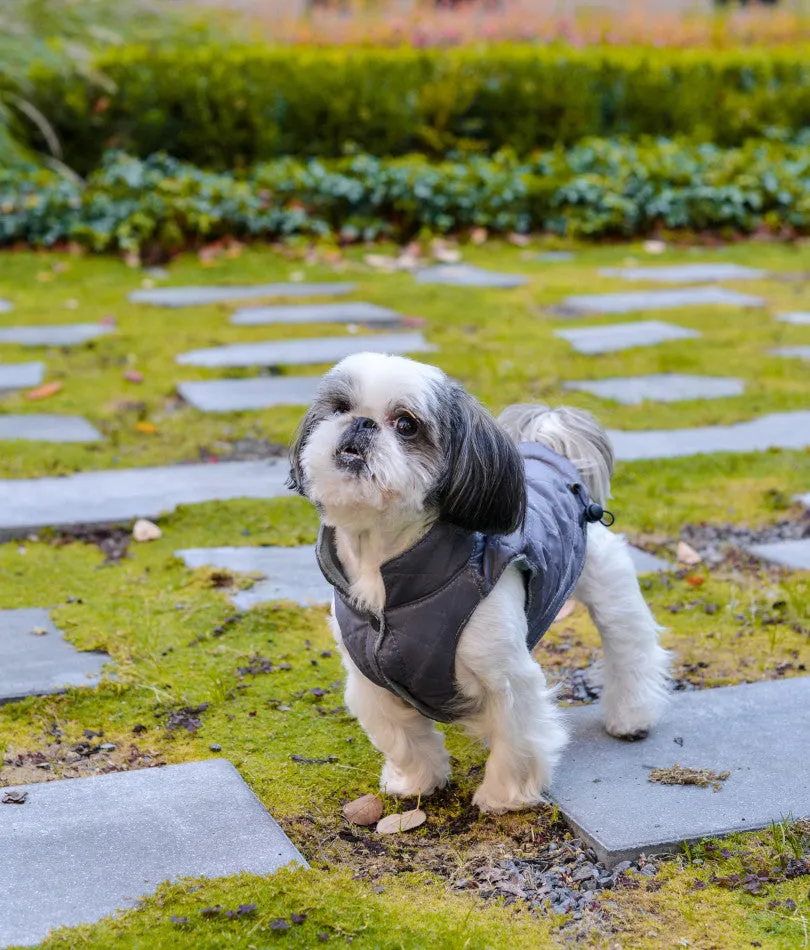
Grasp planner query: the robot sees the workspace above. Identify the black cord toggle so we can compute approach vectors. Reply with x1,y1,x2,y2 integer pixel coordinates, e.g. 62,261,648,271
585,502,615,527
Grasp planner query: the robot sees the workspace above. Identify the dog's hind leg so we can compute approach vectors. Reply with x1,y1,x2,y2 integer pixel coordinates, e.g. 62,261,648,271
574,523,670,739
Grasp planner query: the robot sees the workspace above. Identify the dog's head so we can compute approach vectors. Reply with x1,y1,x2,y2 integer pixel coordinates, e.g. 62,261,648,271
288,353,525,535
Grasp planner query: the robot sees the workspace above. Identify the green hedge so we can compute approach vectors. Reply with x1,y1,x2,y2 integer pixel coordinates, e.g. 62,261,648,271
4,139,810,254
26,45,810,173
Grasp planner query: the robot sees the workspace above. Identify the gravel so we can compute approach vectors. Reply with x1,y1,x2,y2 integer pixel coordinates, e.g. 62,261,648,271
453,839,660,917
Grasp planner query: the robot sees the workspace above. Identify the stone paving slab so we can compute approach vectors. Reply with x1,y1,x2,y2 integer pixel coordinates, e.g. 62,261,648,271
0,415,102,443
609,411,810,461
177,332,435,368
627,547,672,574
0,760,306,948
231,302,401,326
0,608,109,705
415,264,528,288
548,677,810,866
798,492,810,509
129,283,355,307
555,321,700,355
0,459,289,540
0,299,12,313
564,373,744,404
177,546,331,609
599,264,767,283
0,324,114,347
178,543,665,610
771,346,810,360
535,252,575,262
745,539,810,570
0,362,44,392
777,312,810,325
553,286,765,316
178,376,320,412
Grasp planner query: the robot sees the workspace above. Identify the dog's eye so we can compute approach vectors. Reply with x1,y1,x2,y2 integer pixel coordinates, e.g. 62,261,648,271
394,414,419,439
333,401,350,415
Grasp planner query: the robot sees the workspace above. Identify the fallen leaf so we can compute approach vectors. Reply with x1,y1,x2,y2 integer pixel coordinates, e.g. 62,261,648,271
291,913,307,925
2,790,27,804
685,575,705,588
134,421,157,434
270,918,290,931
552,599,576,624
132,519,162,542
100,315,117,327
25,381,62,401
676,541,702,565
124,369,144,383
376,808,426,835
342,793,384,826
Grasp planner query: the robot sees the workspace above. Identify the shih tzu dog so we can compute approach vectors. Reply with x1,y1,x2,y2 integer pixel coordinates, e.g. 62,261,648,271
288,353,669,813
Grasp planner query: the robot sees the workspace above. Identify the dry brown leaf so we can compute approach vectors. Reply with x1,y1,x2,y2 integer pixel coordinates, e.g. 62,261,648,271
342,793,384,827
676,541,702,565
376,808,426,835
25,381,62,401
134,421,157,434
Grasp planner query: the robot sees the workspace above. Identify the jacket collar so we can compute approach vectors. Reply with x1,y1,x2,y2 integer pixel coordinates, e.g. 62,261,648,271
316,521,479,612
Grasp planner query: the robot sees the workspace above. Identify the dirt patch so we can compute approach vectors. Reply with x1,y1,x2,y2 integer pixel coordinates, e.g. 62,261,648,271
0,741,165,786
196,437,286,463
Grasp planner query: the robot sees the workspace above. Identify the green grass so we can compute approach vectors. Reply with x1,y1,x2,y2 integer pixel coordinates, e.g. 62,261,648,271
1,239,809,949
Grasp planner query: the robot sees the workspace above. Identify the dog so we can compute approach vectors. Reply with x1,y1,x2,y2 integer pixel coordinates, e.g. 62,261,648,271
288,353,670,813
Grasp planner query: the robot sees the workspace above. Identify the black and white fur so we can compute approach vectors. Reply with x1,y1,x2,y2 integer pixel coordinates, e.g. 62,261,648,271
289,353,669,813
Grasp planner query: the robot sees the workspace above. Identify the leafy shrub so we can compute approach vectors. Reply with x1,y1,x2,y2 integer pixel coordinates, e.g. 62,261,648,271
3,140,810,254
24,45,810,175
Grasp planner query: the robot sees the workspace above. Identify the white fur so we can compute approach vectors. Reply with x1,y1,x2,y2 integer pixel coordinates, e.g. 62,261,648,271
300,353,670,812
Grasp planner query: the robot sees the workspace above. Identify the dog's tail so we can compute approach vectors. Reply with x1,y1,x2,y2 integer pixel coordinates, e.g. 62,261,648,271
497,404,614,507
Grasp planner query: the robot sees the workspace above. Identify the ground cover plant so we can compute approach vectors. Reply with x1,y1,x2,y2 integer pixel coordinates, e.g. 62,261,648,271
5,139,810,255
1,239,808,948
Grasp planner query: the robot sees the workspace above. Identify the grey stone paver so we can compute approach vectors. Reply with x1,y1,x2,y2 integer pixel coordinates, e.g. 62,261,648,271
178,544,665,610
176,332,434,368
798,492,810,509
535,252,574,262
129,283,355,307
415,264,528,288
0,299,12,313
553,286,765,316
0,415,102,443
745,539,810,570
177,546,330,609
0,362,44,392
555,321,700,355
548,677,810,866
563,374,744,404
0,608,109,705
777,312,810,325
178,376,320,412
231,302,401,326
771,346,810,360
627,547,672,574
0,459,289,540
0,760,305,948
609,411,810,461
599,264,767,283
0,324,114,347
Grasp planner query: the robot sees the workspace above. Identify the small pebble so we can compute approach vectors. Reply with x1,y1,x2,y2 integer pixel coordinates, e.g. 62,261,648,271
209,744,222,752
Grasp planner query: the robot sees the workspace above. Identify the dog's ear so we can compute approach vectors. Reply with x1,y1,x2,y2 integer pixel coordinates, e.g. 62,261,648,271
437,385,526,536
287,406,320,497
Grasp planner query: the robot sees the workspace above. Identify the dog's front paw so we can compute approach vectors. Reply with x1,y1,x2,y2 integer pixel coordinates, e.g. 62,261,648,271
602,699,660,740
472,781,543,815
380,758,449,798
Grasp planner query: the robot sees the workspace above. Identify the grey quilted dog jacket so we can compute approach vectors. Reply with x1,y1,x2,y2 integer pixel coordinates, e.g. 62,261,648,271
316,443,601,723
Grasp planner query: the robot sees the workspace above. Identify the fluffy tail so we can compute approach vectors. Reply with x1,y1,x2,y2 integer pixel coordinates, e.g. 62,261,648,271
498,404,614,506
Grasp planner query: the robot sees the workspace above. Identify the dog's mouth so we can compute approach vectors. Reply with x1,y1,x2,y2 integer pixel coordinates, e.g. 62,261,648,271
335,446,369,475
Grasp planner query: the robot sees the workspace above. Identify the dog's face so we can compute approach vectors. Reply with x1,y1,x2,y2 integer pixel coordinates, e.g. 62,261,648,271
288,353,526,535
